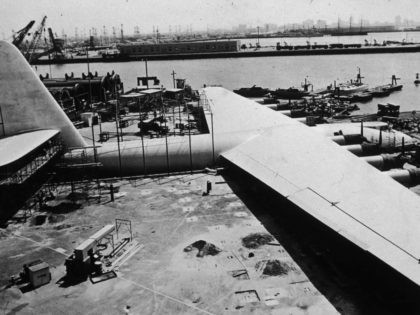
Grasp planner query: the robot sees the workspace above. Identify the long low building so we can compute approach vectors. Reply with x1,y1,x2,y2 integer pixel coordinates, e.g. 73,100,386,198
118,40,240,56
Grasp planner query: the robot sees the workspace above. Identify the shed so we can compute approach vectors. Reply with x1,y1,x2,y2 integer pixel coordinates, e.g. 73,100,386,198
28,262,51,288
164,88,184,100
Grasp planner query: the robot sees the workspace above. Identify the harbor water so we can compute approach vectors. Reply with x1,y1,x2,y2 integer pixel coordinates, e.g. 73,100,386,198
35,33,420,115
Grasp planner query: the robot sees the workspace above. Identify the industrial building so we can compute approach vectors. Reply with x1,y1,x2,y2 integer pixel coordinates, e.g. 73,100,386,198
118,40,240,56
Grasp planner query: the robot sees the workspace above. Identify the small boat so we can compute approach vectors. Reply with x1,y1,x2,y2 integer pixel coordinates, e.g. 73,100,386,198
270,87,310,99
351,91,373,102
382,74,403,92
415,73,420,85
334,95,353,102
377,103,400,117
385,84,403,92
233,85,271,97
262,97,277,104
369,86,391,97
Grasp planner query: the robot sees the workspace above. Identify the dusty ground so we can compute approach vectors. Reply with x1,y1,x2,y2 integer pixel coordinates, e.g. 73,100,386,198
0,174,337,315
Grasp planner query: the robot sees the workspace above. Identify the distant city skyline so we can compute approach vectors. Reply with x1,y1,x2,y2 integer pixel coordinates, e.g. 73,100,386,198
1,0,419,40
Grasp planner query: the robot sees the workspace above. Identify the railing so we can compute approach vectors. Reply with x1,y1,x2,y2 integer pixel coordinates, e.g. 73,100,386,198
199,90,213,113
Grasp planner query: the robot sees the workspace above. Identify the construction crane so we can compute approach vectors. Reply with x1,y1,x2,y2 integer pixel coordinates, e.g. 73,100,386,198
25,15,47,63
12,20,35,49
31,27,64,61
48,28,64,57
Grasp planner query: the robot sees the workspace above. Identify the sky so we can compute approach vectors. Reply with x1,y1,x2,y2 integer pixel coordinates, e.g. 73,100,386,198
0,0,418,38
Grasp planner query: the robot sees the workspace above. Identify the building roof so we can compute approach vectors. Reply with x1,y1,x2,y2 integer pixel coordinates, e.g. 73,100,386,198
28,261,49,273
0,129,59,167
140,89,162,95
165,88,183,93
120,93,143,98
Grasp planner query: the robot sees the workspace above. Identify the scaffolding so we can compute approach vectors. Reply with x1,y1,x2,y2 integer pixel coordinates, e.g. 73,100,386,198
18,176,60,221
115,218,133,241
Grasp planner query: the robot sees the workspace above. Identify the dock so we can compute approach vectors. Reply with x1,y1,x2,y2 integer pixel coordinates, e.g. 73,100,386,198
32,44,420,65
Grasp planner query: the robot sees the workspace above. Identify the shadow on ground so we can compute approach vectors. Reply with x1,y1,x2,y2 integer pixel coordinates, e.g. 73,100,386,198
222,167,420,315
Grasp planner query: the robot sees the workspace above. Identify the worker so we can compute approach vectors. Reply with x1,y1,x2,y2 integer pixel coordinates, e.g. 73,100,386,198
110,184,114,202
206,180,212,194
203,180,212,196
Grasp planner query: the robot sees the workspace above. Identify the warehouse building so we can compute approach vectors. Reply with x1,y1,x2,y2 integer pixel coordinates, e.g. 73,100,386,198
119,40,240,56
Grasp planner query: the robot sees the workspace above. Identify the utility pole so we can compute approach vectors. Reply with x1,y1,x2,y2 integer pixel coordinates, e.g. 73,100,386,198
171,70,176,88
138,96,146,175
48,52,52,78
257,26,260,45
162,85,169,175
114,83,122,177
86,46,96,161
211,112,215,165
86,47,92,106
144,59,149,88
188,108,193,174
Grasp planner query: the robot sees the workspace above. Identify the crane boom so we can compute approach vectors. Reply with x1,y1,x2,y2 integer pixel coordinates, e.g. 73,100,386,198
25,15,47,63
30,27,64,62
12,20,35,49
48,27,63,55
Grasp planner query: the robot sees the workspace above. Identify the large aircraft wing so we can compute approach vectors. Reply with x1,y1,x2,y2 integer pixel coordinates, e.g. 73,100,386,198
203,87,420,286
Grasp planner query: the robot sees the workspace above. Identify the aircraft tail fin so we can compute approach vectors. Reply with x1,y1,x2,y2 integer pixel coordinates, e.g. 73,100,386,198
0,41,86,148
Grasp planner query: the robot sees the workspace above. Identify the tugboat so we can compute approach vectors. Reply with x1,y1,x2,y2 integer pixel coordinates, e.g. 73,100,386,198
271,77,312,99
415,73,420,85
233,85,271,97
384,75,403,92
368,75,403,96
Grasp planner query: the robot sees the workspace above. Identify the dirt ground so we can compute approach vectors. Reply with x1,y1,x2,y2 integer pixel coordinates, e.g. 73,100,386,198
0,173,338,315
